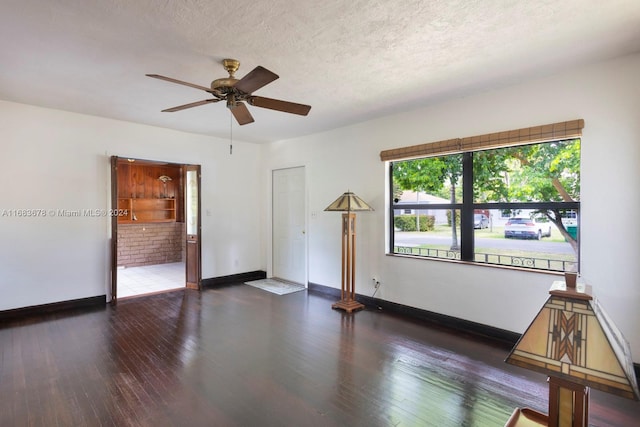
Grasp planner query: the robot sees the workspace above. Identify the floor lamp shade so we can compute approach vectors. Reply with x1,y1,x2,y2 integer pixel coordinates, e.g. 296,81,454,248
324,191,374,213
325,191,373,313
504,280,639,426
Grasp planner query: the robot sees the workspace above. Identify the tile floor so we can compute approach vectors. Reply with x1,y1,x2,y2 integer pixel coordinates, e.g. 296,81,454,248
117,262,185,298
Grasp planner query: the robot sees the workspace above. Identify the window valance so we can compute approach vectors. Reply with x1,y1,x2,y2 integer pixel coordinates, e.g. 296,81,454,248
379,119,584,162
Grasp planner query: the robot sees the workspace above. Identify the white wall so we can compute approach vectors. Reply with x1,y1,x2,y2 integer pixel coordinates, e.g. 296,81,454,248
0,101,263,311
262,53,640,361
2,53,638,362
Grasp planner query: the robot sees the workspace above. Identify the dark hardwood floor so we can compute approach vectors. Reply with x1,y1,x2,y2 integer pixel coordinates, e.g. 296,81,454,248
1,284,638,426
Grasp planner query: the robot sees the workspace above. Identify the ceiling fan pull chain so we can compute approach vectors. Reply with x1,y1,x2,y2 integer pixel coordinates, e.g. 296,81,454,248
229,110,233,155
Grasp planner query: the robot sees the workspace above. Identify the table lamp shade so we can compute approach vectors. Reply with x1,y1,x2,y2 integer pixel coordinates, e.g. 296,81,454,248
324,191,374,212
505,288,640,401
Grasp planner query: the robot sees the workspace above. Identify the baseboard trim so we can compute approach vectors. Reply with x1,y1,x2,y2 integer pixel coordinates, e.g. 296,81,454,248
308,282,640,381
202,270,267,288
308,282,519,349
0,295,106,322
307,282,342,298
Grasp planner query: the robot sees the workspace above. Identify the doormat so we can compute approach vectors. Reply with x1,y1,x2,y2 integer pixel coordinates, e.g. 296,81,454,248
244,278,306,295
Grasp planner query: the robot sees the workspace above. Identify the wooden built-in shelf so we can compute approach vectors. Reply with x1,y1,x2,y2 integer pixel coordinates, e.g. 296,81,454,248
118,198,176,223
116,159,183,223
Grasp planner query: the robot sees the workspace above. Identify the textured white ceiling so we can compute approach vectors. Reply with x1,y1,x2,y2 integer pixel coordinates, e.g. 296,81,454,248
1,0,639,143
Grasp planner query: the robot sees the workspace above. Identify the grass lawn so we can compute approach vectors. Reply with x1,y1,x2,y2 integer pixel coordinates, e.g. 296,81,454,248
395,225,577,269
398,243,576,261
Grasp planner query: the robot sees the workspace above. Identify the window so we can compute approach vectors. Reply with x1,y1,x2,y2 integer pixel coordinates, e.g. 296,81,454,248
389,138,581,272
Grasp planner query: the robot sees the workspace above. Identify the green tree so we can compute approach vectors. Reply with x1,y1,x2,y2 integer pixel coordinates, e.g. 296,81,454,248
393,139,580,254
393,158,446,235
393,158,447,193
442,156,462,250
503,139,581,252
472,150,511,202
393,155,462,250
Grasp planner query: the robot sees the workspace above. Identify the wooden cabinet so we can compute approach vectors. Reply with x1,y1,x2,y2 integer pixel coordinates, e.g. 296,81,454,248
118,198,176,223
116,160,183,223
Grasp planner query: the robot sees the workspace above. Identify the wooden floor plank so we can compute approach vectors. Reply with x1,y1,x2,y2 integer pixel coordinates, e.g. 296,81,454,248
1,284,638,426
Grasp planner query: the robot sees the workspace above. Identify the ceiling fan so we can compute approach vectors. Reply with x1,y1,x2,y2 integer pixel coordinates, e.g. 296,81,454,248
146,59,311,125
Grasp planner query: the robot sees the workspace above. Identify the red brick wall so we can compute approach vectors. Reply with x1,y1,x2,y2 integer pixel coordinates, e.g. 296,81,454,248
117,222,185,267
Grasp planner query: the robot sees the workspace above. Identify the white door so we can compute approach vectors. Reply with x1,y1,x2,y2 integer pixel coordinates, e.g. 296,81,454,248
272,167,306,285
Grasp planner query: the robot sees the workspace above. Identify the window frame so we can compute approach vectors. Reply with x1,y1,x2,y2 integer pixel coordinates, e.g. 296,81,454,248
388,149,580,271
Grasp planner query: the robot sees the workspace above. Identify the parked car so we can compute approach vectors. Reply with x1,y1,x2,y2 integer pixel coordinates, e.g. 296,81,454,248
504,217,552,240
474,213,489,229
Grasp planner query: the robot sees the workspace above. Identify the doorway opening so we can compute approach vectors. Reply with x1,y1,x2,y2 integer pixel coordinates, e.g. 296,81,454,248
110,157,201,302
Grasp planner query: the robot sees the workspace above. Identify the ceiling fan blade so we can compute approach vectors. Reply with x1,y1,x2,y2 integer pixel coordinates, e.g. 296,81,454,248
161,99,220,112
248,96,311,116
233,66,279,94
146,74,211,92
230,102,255,125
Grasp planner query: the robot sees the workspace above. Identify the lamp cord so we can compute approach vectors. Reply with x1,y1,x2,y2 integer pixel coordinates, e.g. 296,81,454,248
371,286,382,310
229,111,233,155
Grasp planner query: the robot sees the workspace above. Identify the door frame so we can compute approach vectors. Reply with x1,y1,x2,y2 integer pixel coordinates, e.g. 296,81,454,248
110,156,118,302
184,164,202,290
109,156,201,303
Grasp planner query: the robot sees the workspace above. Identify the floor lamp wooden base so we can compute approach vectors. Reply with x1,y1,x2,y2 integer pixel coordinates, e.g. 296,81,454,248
331,212,365,314
332,299,365,313
504,377,589,427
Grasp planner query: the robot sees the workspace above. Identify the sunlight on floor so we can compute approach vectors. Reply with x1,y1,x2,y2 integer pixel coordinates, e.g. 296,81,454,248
118,262,185,298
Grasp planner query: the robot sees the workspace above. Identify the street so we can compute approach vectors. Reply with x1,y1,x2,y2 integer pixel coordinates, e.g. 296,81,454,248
394,232,574,254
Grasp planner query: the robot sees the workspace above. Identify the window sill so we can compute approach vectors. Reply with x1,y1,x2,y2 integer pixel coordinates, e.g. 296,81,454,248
385,252,565,276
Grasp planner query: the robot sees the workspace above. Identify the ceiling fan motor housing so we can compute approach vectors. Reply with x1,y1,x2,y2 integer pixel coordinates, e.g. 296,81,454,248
210,58,241,96
210,77,239,96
